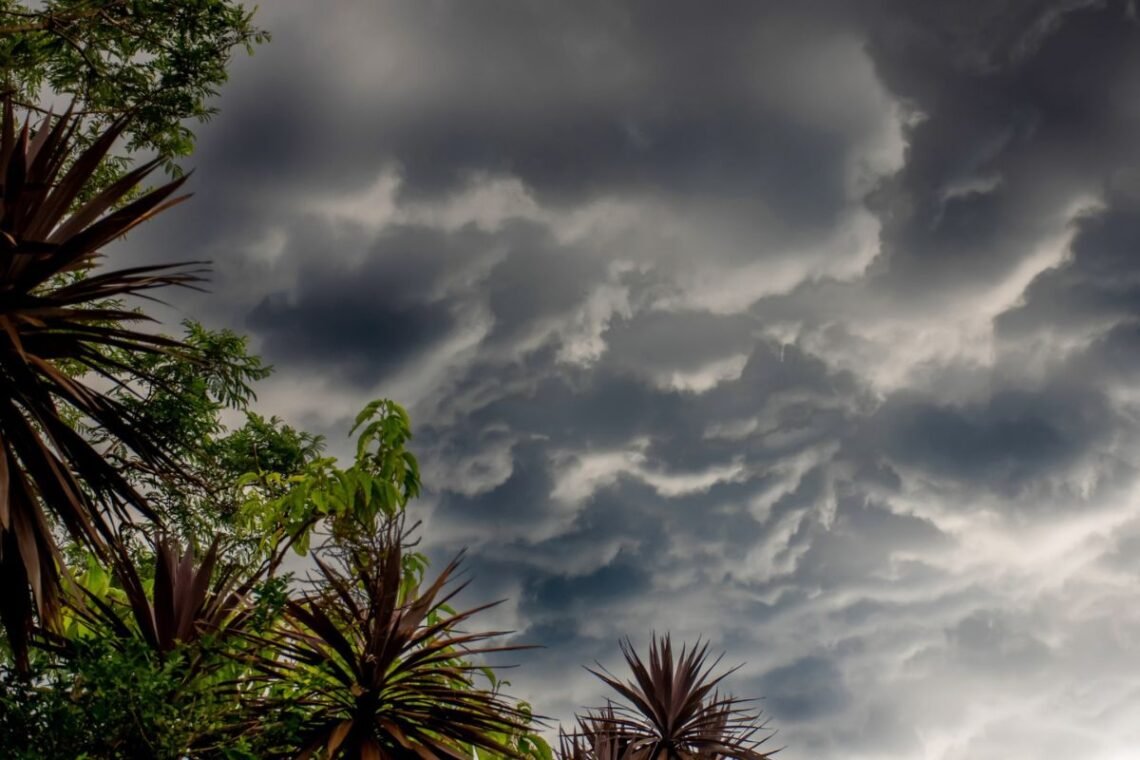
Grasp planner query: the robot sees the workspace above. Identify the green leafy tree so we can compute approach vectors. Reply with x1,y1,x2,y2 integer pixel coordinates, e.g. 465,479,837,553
0,383,549,758
0,540,274,759
0,0,268,185
0,635,241,759
99,321,325,567
0,0,267,662
236,399,420,561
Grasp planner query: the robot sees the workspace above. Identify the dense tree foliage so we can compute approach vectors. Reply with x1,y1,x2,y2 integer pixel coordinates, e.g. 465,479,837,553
0,0,268,185
0,325,559,757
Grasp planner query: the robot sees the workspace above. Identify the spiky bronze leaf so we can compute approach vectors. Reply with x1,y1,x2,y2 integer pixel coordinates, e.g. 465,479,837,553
0,98,205,666
571,635,776,760
560,706,628,760
246,520,539,760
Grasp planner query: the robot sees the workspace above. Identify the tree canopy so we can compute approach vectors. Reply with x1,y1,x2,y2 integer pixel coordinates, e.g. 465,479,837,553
0,0,268,185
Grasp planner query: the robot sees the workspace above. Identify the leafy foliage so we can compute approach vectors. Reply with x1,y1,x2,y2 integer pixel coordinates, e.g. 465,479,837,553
0,393,552,758
236,398,417,560
0,635,243,760
0,540,275,759
0,0,268,186
560,707,625,760
101,320,327,563
60,538,256,658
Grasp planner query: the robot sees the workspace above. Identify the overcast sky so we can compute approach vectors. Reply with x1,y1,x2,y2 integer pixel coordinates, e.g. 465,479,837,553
120,1,1140,757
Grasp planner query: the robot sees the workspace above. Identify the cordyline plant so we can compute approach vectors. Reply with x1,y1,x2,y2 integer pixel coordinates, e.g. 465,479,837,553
559,707,625,760
563,636,776,760
57,538,257,660
0,96,202,666
243,516,540,760
26,539,264,757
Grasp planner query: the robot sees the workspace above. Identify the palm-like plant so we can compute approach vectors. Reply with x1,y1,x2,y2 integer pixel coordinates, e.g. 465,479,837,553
559,706,626,760
61,539,256,659
567,636,775,760
24,539,263,758
0,97,202,664
247,519,538,760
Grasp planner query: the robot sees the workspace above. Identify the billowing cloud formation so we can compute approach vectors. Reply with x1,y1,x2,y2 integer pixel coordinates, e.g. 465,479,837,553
120,1,1140,757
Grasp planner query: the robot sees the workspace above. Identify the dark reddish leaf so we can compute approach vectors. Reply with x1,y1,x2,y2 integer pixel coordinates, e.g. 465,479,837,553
246,518,541,759
0,98,205,665
60,537,256,660
568,635,777,760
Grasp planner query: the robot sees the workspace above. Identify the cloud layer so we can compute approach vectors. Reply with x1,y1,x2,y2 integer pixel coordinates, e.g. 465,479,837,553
121,1,1140,757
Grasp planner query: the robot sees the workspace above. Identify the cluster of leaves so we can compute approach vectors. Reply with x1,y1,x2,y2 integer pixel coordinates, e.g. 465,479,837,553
0,636,237,759
562,637,776,760
0,0,269,187
101,320,325,566
0,386,554,758
242,516,537,759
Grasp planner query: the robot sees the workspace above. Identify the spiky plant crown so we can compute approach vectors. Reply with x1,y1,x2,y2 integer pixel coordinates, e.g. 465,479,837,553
245,517,539,759
56,538,257,660
569,635,776,760
560,706,627,760
0,97,203,666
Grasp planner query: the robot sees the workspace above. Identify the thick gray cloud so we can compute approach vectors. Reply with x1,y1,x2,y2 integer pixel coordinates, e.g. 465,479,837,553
866,385,1115,497
114,0,1140,757
758,655,851,722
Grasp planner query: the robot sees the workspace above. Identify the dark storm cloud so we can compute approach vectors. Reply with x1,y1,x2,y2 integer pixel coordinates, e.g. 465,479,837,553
245,224,469,385
522,552,652,617
243,219,612,385
430,445,770,571
248,294,453,385
756,656,851,722
601,310,757,376
484,234,604,344
434,337,856,478
110,0,1140,755
439,367,690,450
866,385,1114,496
127,0,903,374
571,476,769,564
638,341,862,472
420,335,861,534
861,0,1140,296
1081,321,1140,386
779,492,949,588
431,440,556,530
192,0,869,235
944,609,1052,672
997,185,1140,340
